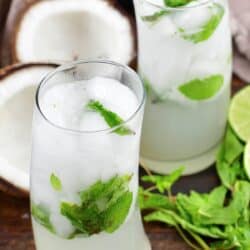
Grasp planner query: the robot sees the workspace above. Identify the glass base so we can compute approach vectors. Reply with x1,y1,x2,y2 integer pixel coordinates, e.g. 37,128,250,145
140,142,221,175
33,210,151,250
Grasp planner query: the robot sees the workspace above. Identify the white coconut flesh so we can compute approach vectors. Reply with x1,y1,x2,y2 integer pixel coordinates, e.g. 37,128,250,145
0,65,55,192
15,0,134,64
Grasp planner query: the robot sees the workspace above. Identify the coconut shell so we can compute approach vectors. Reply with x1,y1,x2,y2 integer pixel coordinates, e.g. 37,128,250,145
0,0,12,47
1,0,41,66
108,0,137,70
1,0,136,67
0,176,29,198
116,0,134,13
0,62,57,79
0,63,57,198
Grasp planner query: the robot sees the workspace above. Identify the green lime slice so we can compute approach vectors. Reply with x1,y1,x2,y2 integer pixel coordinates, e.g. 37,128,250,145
229,86,250,142
244,141,250,179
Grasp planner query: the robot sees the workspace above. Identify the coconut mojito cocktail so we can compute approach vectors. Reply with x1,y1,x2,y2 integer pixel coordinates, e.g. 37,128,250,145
134,0,232,174
30,61,150,250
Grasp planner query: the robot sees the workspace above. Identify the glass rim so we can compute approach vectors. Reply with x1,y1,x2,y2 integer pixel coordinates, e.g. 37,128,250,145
143,0,213,11
35,60,146,134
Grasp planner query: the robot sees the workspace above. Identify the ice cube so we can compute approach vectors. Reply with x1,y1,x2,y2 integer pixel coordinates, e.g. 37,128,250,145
50,212,75,238
172,5,211,31
86,77,138,121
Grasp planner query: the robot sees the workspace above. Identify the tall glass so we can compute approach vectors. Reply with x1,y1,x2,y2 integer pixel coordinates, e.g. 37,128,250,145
134,0,232,174
30,60,150,250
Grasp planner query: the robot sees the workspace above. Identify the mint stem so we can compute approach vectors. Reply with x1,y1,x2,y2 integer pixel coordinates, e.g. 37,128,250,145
146,186,158,192
188,231,210,250
140,164,153,177
175,225,202,250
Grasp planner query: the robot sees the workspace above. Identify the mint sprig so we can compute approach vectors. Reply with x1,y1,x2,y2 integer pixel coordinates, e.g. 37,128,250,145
141,0,194,24
87,100,135,136
50,173,62,191
141,166,184,194
141,10,170,24
140,0,193,25
61,175,133,236
140,125,250,249
179,3,225,43
103,191,133,233
178,74,224,101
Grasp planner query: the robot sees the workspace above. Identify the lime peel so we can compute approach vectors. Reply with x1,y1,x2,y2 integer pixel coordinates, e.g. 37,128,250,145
244,142,250,180
229,86,250,142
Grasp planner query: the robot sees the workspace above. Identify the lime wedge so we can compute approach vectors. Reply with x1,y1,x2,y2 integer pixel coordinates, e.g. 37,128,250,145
244,141,250,179
229,86,250,142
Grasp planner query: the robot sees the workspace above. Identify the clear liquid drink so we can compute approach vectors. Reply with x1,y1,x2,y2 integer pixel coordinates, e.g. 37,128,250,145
134,0,232,174
30,60,150,250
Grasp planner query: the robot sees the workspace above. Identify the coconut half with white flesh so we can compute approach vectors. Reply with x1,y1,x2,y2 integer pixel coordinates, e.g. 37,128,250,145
1,0,135,66
0,63,57,197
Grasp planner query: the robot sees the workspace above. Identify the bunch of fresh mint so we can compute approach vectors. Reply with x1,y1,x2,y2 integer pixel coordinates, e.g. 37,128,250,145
140,127,250,249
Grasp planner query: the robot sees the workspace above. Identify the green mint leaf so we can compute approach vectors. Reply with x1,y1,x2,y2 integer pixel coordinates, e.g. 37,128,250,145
196,206,239,226
179,3,225,43
175,199,191,222
230,181,250,216
61,202,102,236
164,0,194,7
223,126,244,165
207,186,227,207
178,74,224,101
141,166,184,193
50,173,62,191
216,126,245,189
139,187,175,210
87,100,135,136
141,10,170,24
176,189,239,226
145,209,226,238
212,226,250,249
31,203,55,233
79,175,132,206
216,144,232,189
145,210,176,226
210,237,239,249
232,227,250,249
103,191,133,233
60,175,133,237
105,176,133,208
216,154,243,190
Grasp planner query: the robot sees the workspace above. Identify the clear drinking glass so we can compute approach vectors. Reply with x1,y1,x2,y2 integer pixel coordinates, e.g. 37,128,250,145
30,60,150,250
134,0,232,174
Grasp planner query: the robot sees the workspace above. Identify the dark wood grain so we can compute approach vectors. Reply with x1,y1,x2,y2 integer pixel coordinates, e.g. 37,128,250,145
0,76,245,250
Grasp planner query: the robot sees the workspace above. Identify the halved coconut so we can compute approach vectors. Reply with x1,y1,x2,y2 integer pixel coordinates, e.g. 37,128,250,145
1,0,135,66
0,63,57,197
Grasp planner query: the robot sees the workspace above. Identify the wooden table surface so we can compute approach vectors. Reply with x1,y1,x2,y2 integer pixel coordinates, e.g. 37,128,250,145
0,76,246,250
